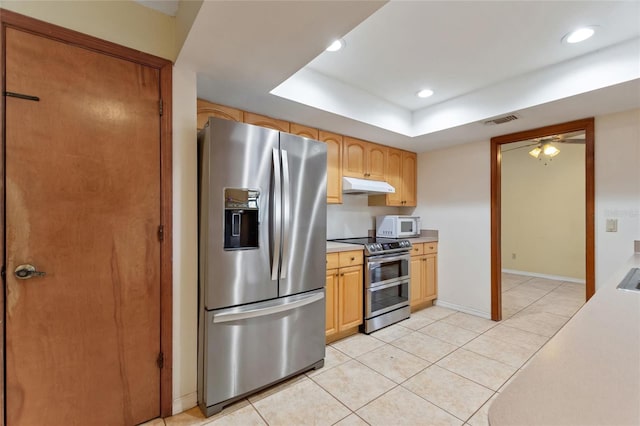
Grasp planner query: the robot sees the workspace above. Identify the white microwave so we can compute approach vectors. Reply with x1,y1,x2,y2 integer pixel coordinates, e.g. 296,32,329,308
376,215,421,238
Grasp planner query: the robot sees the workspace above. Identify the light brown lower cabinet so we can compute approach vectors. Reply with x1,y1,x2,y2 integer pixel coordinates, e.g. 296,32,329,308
410,243,438,311
325,250,363,343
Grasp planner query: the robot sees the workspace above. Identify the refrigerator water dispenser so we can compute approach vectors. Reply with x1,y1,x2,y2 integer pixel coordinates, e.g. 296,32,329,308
224,188,259,250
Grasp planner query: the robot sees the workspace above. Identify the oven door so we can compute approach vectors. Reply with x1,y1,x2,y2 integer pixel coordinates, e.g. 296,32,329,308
365,279,410,318
366,253,410,288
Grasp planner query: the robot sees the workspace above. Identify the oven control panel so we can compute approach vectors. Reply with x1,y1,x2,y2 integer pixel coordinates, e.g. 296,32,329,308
365,240,412,255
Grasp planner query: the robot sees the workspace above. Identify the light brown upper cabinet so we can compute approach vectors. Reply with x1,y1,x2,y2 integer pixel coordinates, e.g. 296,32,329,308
369,149,417,206
320,131,343,204
290,123,319,140
401,151,417,206
243,112,290,133
197,99,243,129
343,137,387,181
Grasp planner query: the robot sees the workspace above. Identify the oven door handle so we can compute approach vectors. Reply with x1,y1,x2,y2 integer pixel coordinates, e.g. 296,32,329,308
368,279,409,292
368,254,410,265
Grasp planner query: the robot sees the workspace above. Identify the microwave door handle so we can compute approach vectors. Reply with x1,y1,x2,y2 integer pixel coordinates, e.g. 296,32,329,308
280,149,291,279
271,148,282,280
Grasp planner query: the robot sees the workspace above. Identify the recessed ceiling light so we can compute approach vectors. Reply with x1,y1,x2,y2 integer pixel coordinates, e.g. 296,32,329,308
417,89,434,98
563,27,596,44
326,39,345,52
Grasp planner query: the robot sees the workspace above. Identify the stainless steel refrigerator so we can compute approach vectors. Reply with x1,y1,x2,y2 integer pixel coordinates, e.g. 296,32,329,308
197,117,327,416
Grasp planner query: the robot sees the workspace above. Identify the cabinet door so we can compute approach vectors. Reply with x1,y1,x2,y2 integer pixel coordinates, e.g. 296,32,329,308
401,151,417,206
320,131,343,204
325,269,339,336
338,265,363,330
367,143,387,181
410,256,424,306
343,137,366,178
424,254,437,300
197,99,243,129
291,123,319,140
385,148,403,206
243,112,290,132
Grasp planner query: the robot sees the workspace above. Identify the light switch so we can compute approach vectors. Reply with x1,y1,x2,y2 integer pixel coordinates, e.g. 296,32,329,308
606,218,618,232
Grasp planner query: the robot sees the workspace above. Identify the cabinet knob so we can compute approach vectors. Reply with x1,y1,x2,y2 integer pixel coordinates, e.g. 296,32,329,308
350,256,355,261
341,273,344,276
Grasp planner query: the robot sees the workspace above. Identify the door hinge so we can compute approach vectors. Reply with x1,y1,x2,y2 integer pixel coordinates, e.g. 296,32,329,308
156,352,164,369
158,225,164,242
159,99,163,116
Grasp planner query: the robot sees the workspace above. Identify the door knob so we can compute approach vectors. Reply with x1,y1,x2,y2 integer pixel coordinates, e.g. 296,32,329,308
14,264,46,280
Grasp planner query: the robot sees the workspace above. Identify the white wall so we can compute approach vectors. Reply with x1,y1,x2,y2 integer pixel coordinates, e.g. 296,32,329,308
501,143,586,280
0,0,176,60
594,109,640,288
171,67,199,413
415,108,640,318
413,141,492,317
327,195,402,238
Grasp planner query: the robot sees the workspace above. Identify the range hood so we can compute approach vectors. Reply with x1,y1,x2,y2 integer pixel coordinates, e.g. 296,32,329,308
342,177,395,195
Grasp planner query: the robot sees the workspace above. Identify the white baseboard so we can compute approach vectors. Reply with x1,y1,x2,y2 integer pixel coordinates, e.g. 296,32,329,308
434,300,491,320
172,391,198,416
502,269,586,284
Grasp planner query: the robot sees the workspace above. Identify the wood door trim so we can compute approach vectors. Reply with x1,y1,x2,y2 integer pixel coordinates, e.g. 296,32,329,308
490,118,595,321
0,9,174,419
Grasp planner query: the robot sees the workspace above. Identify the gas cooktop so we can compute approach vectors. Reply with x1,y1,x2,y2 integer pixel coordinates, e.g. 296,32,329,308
329,237,412,256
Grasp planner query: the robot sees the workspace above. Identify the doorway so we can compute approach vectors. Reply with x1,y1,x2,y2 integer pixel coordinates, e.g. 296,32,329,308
1,10,173,423
490,118,595,321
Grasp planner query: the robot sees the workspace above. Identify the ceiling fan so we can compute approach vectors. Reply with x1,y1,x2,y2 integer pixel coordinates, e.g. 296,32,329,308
502,132,585,165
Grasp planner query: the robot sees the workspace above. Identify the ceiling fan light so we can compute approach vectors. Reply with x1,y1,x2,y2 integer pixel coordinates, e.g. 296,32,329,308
528,147,542,158
543,143,560,157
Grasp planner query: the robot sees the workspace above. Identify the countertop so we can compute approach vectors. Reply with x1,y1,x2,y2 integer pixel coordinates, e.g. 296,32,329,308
326,242,363,253
406,236,438,244
326,232,438,253
489,253,640,425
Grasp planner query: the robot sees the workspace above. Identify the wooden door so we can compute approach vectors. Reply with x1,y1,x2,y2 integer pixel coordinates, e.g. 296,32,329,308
342,137,366,178
5,28,161,425
338,265,363,330
367,144,386,181
325,269,339,336
320,131,342,204
402,151,417,206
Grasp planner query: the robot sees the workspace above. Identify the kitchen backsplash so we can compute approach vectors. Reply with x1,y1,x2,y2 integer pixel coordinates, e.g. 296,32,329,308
326,194,408,239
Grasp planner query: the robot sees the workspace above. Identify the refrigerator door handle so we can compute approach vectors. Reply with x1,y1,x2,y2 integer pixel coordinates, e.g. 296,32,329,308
281,149,291,279
271,148,282,280
212,292,324,323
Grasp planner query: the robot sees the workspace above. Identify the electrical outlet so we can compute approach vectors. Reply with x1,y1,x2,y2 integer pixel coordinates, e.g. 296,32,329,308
512,253,516,260
606,218,618,232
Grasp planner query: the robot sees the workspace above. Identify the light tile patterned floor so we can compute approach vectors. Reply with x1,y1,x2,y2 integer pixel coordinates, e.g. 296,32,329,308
148,274,584,426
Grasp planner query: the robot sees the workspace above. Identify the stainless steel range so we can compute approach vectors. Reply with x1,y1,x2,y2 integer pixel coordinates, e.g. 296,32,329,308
329,237,412,333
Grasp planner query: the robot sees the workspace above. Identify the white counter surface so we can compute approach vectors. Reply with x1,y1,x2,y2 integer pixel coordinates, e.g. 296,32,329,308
326,242,363,253
489,254,640,425
407,236,438,244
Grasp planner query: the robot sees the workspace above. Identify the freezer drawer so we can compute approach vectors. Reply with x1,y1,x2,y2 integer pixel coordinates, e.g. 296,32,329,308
198,290,326,416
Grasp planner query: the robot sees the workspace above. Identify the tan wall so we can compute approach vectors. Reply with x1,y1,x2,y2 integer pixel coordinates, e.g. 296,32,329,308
501,143,586,280
0,0,176,60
